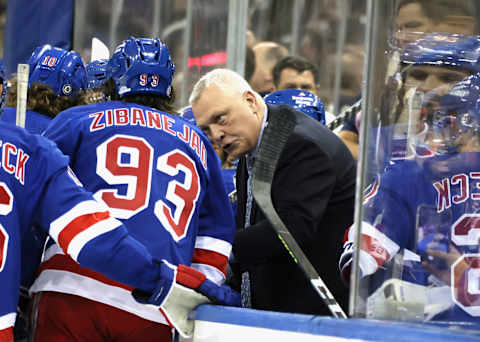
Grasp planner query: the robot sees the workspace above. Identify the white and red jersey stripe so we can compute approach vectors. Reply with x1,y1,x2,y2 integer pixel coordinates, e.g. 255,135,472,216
0,313,15,342
30,199,170,324
191,235,231,285
32,222,231,324
339,221,400,283
48,200,122,262
31,235,231,324
30,243,168,324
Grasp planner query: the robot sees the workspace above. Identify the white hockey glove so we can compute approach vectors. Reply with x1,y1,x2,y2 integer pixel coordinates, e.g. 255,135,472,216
132,261,241,338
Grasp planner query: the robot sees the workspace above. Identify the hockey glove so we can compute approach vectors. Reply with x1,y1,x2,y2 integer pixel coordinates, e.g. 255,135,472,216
132,260,240,337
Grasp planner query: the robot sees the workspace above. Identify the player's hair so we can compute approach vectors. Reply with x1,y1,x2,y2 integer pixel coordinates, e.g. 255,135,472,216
75,78,114,105
6,78,80,118
89,78,178,114
189,68,254,105
272,55,320,87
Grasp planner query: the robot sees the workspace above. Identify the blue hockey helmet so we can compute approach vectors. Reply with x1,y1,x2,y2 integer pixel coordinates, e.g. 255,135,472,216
181,106,197,125
439,73,480,133
417,73,480,155
264,89,325,124
401,33,480,74
27,44,87,96
86,59,111,89
108,37,176,97
0,60,7,110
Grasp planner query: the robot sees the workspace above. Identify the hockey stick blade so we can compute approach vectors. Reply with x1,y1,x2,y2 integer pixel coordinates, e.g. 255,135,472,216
252,109,347,318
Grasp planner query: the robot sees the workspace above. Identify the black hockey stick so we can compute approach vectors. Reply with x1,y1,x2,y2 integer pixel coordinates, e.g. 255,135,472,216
252,109,347,319
327,98,362,131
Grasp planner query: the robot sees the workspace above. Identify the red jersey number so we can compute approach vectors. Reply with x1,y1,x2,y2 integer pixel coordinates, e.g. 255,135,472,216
0,182,13,272
155,150,200,242
451,214,480,316
95,135,200,241
96,135,153,219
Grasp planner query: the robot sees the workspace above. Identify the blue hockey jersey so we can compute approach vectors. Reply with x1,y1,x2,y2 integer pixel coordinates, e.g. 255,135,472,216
0,107,52,135
340,153,480,323
0,107,54,291
0,122,164,339
32,101,235,323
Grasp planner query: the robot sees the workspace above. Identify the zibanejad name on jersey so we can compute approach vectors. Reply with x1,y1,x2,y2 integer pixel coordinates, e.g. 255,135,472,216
88,107,207,170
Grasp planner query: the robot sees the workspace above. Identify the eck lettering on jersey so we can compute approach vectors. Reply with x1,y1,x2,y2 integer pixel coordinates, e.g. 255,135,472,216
0,140,29,185
88,107,207,170
433,172,480,213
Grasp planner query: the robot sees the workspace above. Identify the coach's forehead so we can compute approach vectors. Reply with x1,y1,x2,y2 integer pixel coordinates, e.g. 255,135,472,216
192,85,229,124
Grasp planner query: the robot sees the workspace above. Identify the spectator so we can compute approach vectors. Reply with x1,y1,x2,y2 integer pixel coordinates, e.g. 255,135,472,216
190,68,355,315
249,41,288,96
30,37,239,342
273,55,319,94
272,55,335,125
335,45,364,110
244,45,256,84
395,0,477,48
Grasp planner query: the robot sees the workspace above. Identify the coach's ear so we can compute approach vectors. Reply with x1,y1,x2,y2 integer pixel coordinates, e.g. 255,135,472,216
243,90,261,115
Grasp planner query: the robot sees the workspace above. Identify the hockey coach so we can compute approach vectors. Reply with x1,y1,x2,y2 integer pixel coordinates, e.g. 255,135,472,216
190,68,356,316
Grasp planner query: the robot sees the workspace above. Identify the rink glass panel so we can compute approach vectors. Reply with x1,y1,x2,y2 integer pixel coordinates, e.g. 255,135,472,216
247,0,366,113
350,0,480,329
73,0,367,111
72,0,229,109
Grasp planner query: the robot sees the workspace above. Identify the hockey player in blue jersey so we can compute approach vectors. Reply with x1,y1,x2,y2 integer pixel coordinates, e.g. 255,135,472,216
1,45,87,135
0,121,238,342
31,37,238,341
363,33,480,186
340,72,480,324
1,45,90,339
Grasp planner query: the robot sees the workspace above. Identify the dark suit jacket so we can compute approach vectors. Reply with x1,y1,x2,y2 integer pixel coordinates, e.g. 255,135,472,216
231,104,356,316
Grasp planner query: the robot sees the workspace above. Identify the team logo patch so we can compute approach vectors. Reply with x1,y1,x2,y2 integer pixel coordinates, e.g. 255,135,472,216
62,84,73,95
